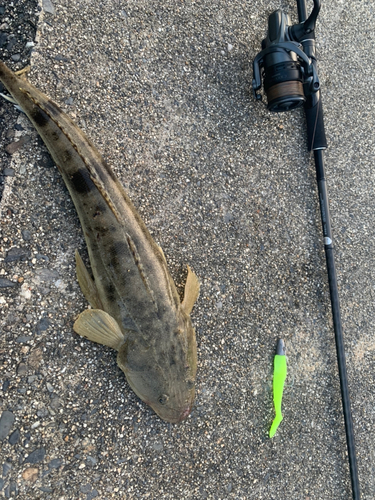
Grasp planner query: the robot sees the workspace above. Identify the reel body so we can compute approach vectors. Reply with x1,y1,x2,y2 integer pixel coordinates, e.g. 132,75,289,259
252,4,320,113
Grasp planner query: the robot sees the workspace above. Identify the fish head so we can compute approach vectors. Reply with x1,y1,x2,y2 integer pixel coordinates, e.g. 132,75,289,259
117,311,197,423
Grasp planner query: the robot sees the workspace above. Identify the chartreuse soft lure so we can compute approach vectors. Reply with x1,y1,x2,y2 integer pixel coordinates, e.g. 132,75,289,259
269,339,287,438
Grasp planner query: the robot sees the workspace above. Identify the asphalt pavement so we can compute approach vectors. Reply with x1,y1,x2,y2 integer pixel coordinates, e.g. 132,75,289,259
1,0,375,498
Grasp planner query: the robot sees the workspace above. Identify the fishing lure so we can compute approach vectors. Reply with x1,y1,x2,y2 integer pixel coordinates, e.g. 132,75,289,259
269,339,287,438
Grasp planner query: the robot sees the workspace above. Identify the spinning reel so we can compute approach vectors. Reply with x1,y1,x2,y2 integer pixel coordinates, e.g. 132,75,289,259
252,0,321,112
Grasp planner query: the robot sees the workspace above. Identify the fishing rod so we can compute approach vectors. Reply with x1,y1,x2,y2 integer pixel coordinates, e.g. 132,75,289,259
252,0,360,498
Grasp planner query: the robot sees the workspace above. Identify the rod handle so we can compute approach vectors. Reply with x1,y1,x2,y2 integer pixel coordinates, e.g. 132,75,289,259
305,93,327,151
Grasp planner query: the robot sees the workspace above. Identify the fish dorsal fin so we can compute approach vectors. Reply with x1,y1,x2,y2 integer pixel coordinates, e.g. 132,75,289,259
158,244,168,264
73,309,125,351
125,233,159,309
181,265,200,315
15,66,30,78
75,250,103,310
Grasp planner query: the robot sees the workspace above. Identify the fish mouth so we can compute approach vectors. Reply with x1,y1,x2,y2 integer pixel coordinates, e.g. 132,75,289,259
155,403,192,424
172,403,193,424
178,405,192,422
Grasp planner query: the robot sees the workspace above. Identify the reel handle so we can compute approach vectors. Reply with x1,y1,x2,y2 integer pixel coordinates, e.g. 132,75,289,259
296,0,320,25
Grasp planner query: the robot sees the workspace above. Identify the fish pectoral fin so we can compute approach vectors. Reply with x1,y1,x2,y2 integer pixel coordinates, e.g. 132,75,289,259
75,249,103,310
73,309,125,351
181,265,200,315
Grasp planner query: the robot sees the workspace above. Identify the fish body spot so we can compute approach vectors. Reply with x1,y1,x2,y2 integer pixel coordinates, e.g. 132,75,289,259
93,202,107,219
94,225,109,235
31,107,49,127
109,241,128,270
44,100,63,115
106,282,117,302
93,202,106,215
70,169,95,194
62,149,72,162
111,241,128,257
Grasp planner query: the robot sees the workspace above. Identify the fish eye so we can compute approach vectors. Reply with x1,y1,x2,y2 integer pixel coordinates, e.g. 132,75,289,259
158,394,169,405
186,379,195,390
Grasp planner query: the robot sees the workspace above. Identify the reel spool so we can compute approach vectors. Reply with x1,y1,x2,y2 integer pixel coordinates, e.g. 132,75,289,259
263,61,305,112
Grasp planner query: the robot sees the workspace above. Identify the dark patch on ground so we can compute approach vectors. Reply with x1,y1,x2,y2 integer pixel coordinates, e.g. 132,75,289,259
0,0,39,201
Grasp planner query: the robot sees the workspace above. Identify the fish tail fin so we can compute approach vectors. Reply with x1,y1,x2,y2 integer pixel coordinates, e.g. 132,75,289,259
0,92,24,113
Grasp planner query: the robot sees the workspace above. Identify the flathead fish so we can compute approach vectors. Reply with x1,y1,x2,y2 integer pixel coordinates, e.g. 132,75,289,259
0,61,199,423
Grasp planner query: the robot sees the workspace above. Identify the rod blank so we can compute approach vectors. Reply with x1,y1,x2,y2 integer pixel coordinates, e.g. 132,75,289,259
313,150,360,499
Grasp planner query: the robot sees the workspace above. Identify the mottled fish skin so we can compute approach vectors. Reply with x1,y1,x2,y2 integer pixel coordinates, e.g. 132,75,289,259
0,61,199,423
